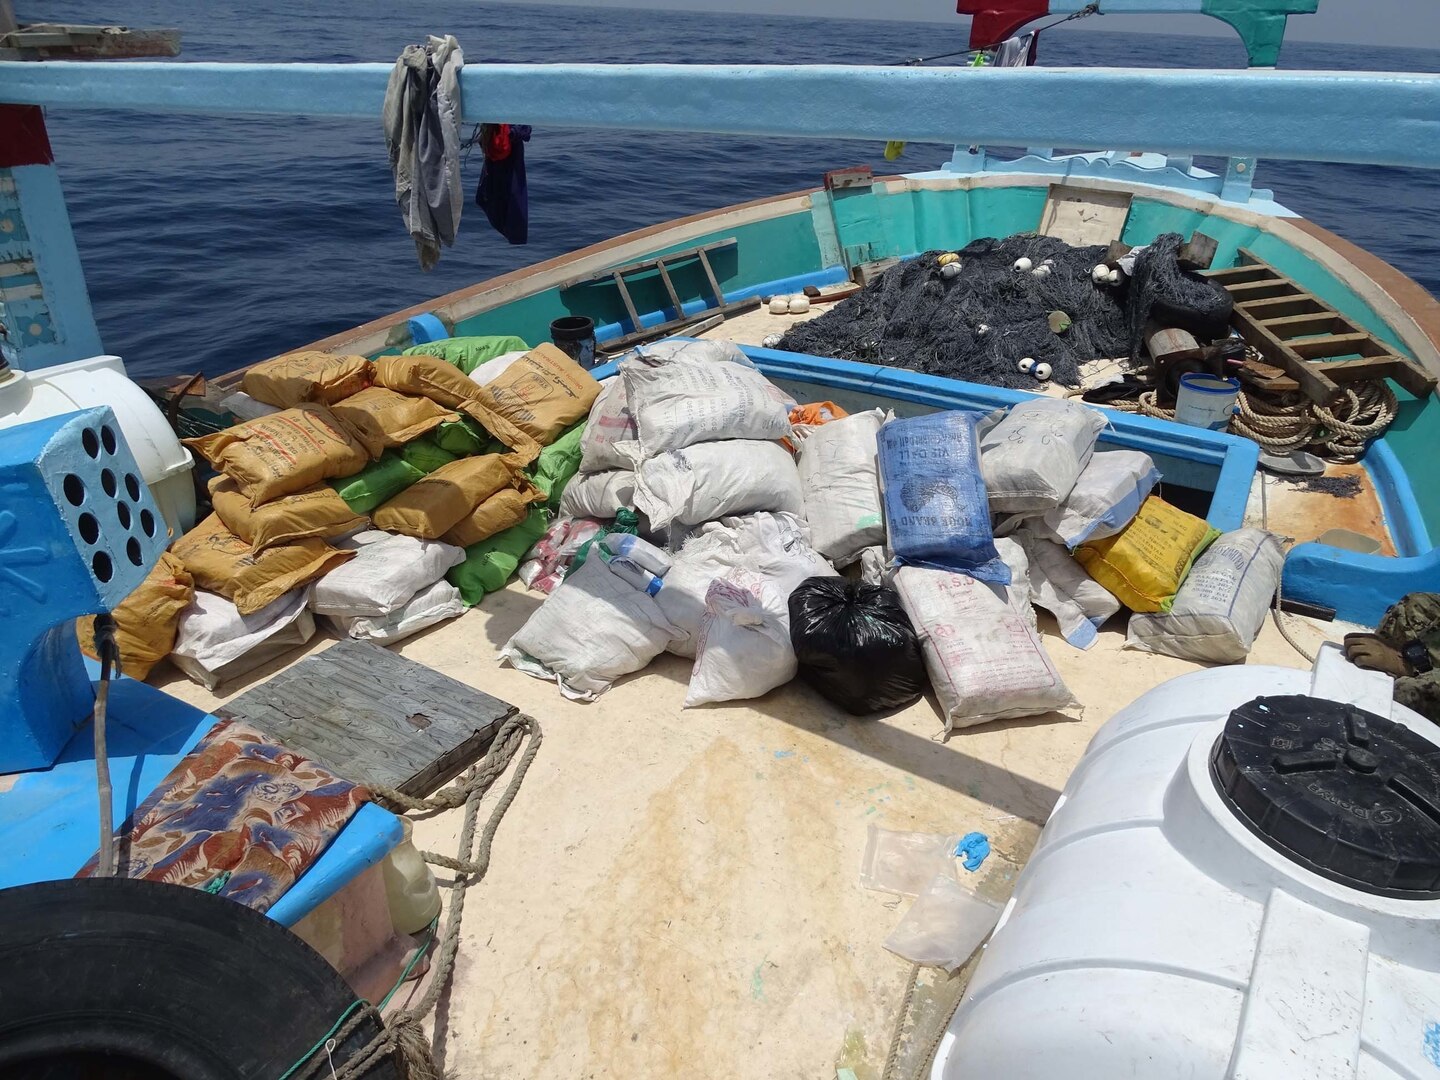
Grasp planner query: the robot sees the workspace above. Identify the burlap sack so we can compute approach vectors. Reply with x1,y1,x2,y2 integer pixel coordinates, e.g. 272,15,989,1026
186,404,371,506
77,551,194,680
172,513,353,615
443,478,546,548
241,351,374,408
371,454,516,539
373,353,541,465
210,476,367,552
329,386,459,458
473,342,601,445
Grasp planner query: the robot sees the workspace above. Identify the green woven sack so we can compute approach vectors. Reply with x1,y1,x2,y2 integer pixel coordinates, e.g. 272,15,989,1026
448,507,549,605
528,422,586,512
400,434,459,475
329,452,425,515
403,335,530,376
432,416,488,456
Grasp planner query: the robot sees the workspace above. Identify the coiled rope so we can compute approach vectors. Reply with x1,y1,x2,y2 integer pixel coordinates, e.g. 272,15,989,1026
1118,380,1397,463
285,712,543,1080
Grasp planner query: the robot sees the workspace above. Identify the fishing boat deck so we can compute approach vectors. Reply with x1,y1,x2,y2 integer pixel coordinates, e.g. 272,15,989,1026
153,577,1337,1079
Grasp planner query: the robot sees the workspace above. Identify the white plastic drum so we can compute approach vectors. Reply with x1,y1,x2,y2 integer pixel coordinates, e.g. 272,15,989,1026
932,646,1440,1080
0,355,195,535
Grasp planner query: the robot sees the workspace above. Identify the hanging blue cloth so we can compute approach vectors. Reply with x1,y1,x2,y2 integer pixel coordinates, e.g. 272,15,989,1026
475,123,531,245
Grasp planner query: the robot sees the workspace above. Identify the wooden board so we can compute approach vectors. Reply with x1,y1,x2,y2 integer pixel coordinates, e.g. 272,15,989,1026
217,640,517,797
1038,184,1132,247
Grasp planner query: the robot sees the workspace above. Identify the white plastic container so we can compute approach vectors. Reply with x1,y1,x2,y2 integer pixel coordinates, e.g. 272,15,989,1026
0,355,195,535
1174,372,1241,431
933,646,1440,1080
381,818,442,935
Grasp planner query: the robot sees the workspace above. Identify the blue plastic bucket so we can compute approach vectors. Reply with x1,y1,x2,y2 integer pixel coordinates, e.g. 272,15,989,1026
1174,373,1241,431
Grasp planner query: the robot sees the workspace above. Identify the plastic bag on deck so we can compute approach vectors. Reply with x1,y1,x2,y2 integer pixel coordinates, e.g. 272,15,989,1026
883,872,1001,973
789,577,927,715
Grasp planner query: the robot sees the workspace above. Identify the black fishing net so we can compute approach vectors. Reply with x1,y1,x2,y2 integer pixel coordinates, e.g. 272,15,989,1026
777,232,1231,390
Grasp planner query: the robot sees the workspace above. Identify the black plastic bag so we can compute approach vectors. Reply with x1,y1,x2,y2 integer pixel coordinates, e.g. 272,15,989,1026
789,577,928,716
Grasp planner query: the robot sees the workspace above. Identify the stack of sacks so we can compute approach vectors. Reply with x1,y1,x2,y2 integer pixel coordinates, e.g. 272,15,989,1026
563,338,785,523
621,349,802,532
509,338,849,706
878,411,1079,732
311,531,466,643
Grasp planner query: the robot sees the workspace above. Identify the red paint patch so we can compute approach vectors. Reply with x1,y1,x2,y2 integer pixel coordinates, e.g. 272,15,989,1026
0,105,54,168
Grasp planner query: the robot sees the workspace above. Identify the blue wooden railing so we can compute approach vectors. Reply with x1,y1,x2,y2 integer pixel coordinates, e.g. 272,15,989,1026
2,62,1440,168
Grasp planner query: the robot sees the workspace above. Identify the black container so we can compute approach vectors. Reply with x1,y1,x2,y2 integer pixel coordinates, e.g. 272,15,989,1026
550,315,597,369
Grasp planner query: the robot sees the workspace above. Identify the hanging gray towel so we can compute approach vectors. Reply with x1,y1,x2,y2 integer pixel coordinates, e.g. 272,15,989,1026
382,34,465,271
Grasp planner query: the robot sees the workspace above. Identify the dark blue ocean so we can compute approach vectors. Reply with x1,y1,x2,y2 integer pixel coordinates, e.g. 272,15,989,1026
26,0,1440,378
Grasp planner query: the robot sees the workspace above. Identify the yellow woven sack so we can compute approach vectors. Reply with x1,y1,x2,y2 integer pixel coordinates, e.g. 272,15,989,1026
241,351,373,407
1075,496,1220,613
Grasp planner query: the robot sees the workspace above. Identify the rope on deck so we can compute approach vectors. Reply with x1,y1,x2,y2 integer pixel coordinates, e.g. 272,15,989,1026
1120,379,1398,464
285,712,544,1080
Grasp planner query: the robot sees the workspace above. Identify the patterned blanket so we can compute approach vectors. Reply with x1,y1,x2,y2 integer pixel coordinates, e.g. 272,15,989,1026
78,719,369,913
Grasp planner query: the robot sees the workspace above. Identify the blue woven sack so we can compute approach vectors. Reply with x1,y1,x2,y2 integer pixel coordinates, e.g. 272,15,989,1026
877,411,1010,584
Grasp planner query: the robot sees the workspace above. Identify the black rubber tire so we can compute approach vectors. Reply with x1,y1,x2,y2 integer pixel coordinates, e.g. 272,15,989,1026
0,878,401,1080
1150,293,1234,343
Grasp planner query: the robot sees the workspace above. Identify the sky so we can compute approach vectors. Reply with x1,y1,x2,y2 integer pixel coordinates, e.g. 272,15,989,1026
492,0,1437,49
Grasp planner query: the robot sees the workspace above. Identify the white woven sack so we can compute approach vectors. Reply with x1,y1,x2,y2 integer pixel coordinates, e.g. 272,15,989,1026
1126,528,1282,663
558,469,636,520
619,355,791,460
894,566,1077,732
794,409,887,566
324,579,464,644
685,571,797,707
310,530,464,618
978,398,1106,513
634,440,804,530
502,554,678,701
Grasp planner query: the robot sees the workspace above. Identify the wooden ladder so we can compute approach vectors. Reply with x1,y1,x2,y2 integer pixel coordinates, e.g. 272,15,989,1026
559,237,760,356
1201,250,1436,402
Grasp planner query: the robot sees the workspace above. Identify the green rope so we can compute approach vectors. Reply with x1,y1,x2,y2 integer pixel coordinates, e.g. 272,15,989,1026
201,871,231,894
273,916,439,1080
379,916,439,1010
276,999,368,1080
